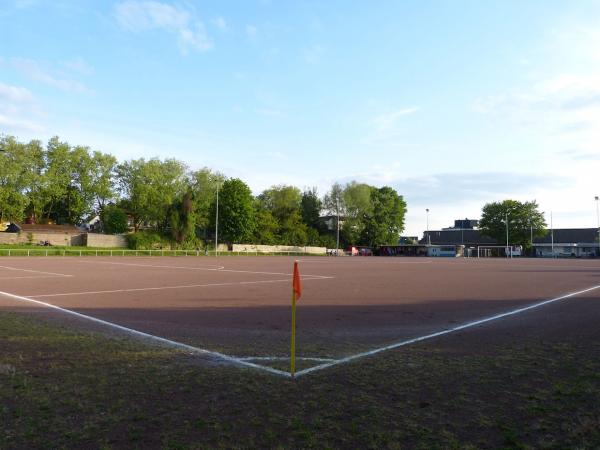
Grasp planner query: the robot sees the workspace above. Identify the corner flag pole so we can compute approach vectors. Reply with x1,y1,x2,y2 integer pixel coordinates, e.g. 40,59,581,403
291,260,301,377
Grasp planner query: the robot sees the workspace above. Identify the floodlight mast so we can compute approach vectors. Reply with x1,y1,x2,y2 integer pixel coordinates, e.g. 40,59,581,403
594,195,600,256
336,198,340,256
426,208,430,246
215,183,219,257
505,211,509,258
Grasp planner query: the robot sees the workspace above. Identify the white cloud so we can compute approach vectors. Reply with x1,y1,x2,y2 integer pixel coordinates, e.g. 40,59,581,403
301,44,325,65
0,114,45,133
371,107,418,133
246,25,258,39
0,81,45,134
0,81,34,103
11,57,90,93
63,57,94,75
212,17,228,31
256,107,284,117
114,1,213,53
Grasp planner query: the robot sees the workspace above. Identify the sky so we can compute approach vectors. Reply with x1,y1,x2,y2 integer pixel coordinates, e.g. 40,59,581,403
1,0,600,237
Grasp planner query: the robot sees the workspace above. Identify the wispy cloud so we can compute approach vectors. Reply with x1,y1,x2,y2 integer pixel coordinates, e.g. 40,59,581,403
114,1,213,54
0,81,45,133
301,44,325,65
246,25,258,40
211,17,229,31
11,57,91,93
63,57,94,75
371,107,419,133
0,81,34,103
256,107,284,117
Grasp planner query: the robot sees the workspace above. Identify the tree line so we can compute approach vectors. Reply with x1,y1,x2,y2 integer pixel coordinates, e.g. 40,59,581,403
0,135,407,249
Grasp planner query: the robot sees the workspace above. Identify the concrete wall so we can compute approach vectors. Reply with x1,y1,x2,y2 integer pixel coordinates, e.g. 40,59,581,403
85,233,127,248
0,232,84,246
232,244,326,254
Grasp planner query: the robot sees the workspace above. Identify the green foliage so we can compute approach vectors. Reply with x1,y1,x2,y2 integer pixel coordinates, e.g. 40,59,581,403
360,186,407,246
169,191,196,244
116,158,187,232
301,188,324,232
479,199,547,247
252,202,279,244
126,231,167,250
215,178,255,243
189,168,225,233
101,205,129,234
0,135,116,225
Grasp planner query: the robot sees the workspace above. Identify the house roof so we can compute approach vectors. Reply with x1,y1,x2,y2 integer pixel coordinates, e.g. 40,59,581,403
6,223,82,233
533,228,599,244
419,229,497,246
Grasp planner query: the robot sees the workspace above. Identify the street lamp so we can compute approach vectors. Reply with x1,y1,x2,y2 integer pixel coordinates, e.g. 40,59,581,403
425,208,430,245
336,198,340,256
215,183,219,257
505,211,509,258
594,195,600,256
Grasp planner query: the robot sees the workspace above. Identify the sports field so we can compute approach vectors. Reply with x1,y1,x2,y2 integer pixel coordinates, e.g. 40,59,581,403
2,255,600,376
2,255,600,448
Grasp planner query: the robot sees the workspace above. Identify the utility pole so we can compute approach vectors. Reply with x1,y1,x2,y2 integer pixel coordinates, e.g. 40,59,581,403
551,211,554,258
215,183,219,257
505,211,509,258
596,196,600,257
336,198,340,256
426,208,430,245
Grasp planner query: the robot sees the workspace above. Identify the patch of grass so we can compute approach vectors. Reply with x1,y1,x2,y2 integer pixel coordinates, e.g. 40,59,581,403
1,311,600,449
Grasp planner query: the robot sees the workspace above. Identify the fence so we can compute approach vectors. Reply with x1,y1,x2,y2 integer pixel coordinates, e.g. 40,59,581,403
0,248,326,257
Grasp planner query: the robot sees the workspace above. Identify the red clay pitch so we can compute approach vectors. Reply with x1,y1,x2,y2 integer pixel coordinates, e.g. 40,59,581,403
1,256,600,359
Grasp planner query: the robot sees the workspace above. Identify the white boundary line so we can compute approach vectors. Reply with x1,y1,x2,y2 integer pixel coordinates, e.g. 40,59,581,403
0,265,73,277
0,275,74,281
0,289,291,378
78,260,333,279
27,276,330,298
293,283,600,377
3,271,599,379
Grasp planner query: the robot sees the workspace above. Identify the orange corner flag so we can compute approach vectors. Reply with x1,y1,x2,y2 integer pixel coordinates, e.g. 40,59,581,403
293,260,302,300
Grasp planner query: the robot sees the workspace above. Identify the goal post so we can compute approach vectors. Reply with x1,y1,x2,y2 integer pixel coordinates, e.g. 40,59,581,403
477,245,521,258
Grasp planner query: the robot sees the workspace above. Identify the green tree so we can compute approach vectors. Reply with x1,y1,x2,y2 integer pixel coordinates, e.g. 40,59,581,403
342,182,374,245
360,186,406,246
189,168,225,235
101,204,129,234
116,158,187,232
214,178,255,244
169,190,196,244
301,187,323,230
90,151,118,211
252,200,279,244
0,136,38,222
479,200,547,248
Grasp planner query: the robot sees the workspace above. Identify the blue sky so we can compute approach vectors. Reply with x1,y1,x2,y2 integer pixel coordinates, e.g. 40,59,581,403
1,0,600,236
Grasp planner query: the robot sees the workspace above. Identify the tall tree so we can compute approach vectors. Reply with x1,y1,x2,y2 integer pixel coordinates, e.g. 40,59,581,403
301,187,323,231
189,168,225,234
342,182,374,244
0,136,38,222
479,200,547,248
116,158,187,232
360,186,407,246
214,178,255,244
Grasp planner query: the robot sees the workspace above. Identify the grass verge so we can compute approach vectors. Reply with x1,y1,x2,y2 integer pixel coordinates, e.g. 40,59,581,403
1,311,600,449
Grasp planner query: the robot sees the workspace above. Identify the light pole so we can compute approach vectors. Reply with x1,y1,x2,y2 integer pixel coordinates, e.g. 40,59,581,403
505,211,509,258
594,195,600,256
550,211,555,258
426,208,430,245
335,198,340,256
215,183,219,257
